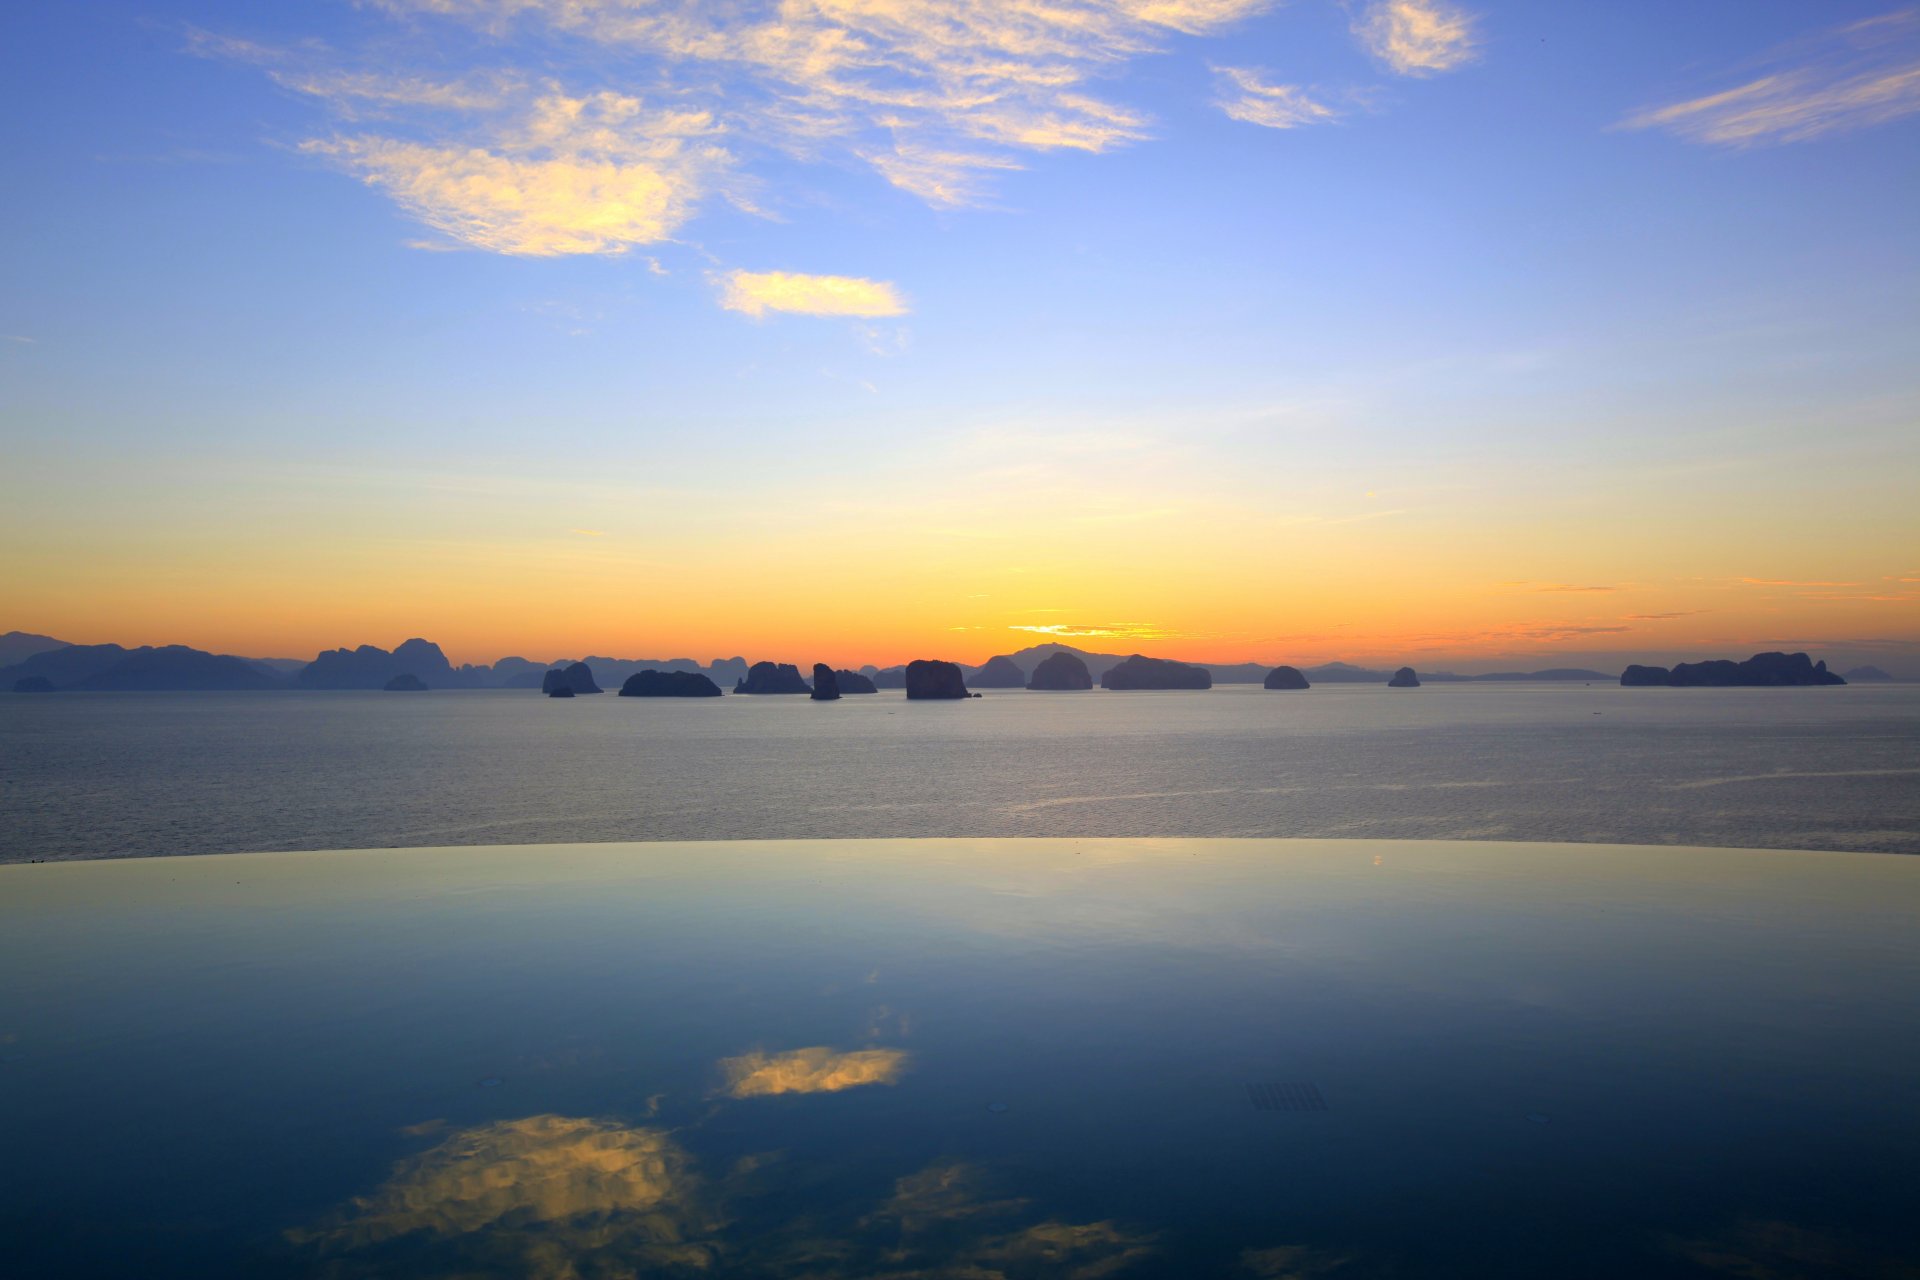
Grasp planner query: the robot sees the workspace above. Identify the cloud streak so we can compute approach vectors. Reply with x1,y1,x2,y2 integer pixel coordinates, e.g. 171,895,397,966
1213,66,1341,129
718,270,908,318
1622,9,1920,146
1351,0,1480,76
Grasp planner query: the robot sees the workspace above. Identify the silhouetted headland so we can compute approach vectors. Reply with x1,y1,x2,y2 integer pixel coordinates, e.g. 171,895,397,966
1101,654,1211,690
1027,651,1092,690
619,670,723,697
1264,665,1310,690
905,659,970,699
1388,667,1421,688
1843,665,1892,682
1621,652,1846,687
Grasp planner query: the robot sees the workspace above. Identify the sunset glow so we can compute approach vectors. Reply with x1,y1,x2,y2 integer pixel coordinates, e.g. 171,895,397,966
2,1,1916,672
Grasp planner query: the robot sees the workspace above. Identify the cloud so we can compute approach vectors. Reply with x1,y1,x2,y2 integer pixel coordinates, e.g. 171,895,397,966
304,90,727,255
1213,66,1342,129
220,0,1280,234
1008,622,1181,639
1623,611,1704,621
1736,577,1862,588
1502,582,1620,594
717,1046,909,1096
1351,0,1480,76
718,270,908,318
1621,9,1920,146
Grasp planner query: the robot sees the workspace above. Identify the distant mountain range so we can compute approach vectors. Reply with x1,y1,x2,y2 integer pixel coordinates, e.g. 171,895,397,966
3,630,1902,693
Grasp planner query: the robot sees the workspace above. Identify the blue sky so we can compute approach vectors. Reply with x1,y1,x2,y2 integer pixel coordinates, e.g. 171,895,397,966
2,1,1917,669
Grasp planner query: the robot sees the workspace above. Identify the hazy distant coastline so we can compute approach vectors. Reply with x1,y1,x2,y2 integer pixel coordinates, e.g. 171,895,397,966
1,629,1901,694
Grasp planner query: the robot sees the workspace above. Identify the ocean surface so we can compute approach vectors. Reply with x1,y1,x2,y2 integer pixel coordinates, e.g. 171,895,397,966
4,839,1917,1278
2,683,1917,861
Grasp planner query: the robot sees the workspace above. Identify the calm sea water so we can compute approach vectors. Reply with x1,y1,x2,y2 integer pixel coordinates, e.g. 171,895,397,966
2,684,1917,861
2,839,1916,1278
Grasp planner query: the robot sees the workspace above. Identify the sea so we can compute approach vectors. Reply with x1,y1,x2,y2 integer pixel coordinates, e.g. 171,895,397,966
3,682,1916,860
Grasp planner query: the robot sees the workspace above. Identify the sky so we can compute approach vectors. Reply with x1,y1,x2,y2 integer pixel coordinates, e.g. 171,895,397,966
1,0,1917,672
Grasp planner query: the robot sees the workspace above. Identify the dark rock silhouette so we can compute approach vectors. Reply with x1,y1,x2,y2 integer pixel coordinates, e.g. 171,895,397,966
811,664,841,701
1628,652,1847,687
542,662,602,695
383,673,428,692
619,669,723,697
301,638,466,690
1100,654,1211,690
835,669,879,694
1843,665,1892,682
1264,665,1310,690
970,655,1027,688
905,659,969,699
547,685,576,698
734,661,812,694
1621,664,1671,687
1387,667,1420,688
1027,651,1093,691
12,675,55,693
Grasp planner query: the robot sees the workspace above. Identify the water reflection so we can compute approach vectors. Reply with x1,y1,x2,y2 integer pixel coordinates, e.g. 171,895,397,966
718,1045,911,1097
297,1122,1158,1279
293,1116,717,1274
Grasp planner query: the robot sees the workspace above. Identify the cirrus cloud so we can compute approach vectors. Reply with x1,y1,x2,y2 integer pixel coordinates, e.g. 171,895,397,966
1213,66,1342,128
1351,0,1480,76
718,270,908,318
1621,9,1920,147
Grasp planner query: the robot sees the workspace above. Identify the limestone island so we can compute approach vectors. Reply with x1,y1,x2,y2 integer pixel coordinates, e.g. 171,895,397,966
12,675,55,693
811,664,841,701
1100,654,1212,690
1621,652,1846,687
1387,667,1420,688
542,662,602,695
547,685,576,698
619,670,723,697
969,655,1027,688
1264,665,1310,690
735,661,812,694
383,673,428,692
1027,651,1092,691
835,669,879,694
905,659,970,699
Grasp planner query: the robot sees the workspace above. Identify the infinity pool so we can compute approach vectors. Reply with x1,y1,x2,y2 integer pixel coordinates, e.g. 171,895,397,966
2,840,1915,1278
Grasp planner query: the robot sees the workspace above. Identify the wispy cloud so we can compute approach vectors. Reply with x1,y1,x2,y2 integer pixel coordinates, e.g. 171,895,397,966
1502,581,1620,594
1737,577,1862,588
1623,611,1703,621
718,270,907,318
1621,8,1920,146
1008,622,1181,639
1351,0,1480,76
1213,66,1342,129
303,90,728,255
334,0,1272,216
